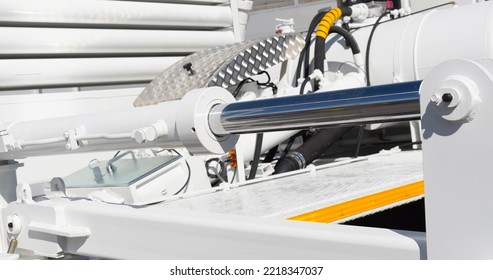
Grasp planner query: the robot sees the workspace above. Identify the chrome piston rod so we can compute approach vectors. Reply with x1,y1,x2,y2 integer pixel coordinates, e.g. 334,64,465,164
209,81,421,135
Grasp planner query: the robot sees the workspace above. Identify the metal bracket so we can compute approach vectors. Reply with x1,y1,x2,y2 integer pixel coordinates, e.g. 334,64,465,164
16,183,34,204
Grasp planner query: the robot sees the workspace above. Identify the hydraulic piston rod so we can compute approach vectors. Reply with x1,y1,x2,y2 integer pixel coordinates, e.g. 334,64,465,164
209,81,422,135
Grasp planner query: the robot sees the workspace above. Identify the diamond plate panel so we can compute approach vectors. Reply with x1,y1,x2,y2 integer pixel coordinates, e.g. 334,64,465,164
152,151,423,222
133,33,305,107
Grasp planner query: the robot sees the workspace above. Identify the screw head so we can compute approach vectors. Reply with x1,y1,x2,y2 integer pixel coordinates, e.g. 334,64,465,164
442,93,454,103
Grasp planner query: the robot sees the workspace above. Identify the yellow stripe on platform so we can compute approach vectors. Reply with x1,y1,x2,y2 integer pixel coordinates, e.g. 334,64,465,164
287,180,424,223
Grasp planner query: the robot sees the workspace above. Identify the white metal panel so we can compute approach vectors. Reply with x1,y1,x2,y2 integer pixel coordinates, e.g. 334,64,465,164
3,199,423,259
0,0,233,29
0,28,235,55
421,59,493,259
0,57,181,89
157,150,423,220
246,1,336,39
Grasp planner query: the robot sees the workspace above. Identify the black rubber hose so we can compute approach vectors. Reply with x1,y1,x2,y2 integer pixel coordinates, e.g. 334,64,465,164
313,26,360,91
299,77,311,94
329,26,360,54
273,127,352,174
263,145,278,163
297,9,359,86
295,10,327,85
314,27,361,74
365,12,389,86
314,36,327,76
248,133,263,180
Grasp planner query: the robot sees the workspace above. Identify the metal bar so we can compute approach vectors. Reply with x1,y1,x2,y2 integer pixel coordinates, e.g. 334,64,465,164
0,28,235,56
0,0,232,29
0,57,181,90
210,81,422,135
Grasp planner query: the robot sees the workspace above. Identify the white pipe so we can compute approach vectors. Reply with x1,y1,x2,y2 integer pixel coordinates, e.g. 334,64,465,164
0,28,235,55
2,101,182,159
0,87,236,159
0,57,181,89
0,0,233,28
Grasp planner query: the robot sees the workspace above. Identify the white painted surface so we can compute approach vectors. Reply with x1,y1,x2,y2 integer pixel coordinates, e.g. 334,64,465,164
0,0,233,28
0,57,181,89
421,59,493,259
2,198,423,259
246,1,337,39
0,28,235,55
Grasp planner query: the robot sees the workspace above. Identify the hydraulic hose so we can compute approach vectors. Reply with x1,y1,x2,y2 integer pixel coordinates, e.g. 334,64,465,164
298,25,361,94
313,7,352,75
296,10,327,84
273,127,352,174
328,25,360,55
276,8,357,174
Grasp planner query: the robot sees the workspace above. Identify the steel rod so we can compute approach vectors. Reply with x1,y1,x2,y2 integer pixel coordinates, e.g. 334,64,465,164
210,81,422,135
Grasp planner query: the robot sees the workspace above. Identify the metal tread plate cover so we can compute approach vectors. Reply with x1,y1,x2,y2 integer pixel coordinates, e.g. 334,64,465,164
133,33,304,106
154,150,423,223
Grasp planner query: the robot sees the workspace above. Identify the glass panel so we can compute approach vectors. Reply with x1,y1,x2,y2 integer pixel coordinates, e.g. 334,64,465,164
63,153,181,188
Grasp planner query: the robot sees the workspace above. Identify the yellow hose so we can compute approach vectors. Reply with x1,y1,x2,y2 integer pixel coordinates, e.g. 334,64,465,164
315,7,343,39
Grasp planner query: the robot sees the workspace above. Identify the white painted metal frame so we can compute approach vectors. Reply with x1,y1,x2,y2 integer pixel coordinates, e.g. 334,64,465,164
421,59,493,259
2,198,424,259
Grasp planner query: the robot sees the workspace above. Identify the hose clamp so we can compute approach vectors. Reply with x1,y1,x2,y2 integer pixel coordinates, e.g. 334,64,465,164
287,151,306,169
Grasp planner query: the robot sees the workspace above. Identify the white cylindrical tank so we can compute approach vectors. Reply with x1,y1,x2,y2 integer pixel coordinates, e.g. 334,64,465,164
324,2,493,85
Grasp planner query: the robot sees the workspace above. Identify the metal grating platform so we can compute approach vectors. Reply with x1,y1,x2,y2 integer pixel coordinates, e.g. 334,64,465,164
154,149,423,223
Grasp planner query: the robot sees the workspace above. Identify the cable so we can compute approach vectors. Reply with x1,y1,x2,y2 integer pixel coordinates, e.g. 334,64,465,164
365,11,389,86
263,145,278,163
232,71,278,99
248,133,264,180
170,149,191,195
283,131,305,155
232,78,254,98
406,2,455,16
256,71,271,85
350,1,455,32
230,168,237,184
354,125,365,158
299,77,311,94
256,71,278,94
215,160,228,183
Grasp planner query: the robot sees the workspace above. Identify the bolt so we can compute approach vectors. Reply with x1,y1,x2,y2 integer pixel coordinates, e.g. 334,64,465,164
183,62,195,76
442,93,453,103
